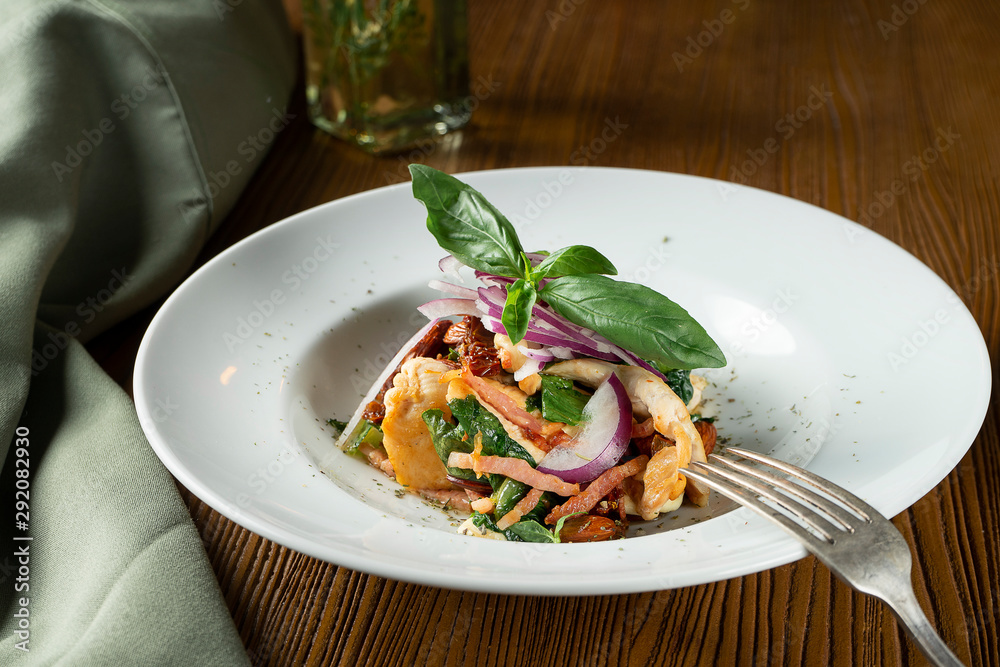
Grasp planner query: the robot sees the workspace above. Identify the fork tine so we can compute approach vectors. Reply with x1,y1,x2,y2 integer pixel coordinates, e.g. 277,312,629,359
725,446,877,522
707,453,861,532
686,461,836,545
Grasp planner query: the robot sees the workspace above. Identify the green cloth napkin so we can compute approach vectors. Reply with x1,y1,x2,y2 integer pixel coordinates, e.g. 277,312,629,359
0,0,296,663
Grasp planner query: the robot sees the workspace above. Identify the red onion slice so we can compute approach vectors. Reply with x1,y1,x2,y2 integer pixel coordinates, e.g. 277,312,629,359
417,298,480,320
536,372,632,483
428,280,478,300
513,357,545,382
438,254,465,281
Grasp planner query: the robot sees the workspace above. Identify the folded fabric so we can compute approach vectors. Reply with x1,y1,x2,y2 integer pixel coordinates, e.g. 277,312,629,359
0,0,296,663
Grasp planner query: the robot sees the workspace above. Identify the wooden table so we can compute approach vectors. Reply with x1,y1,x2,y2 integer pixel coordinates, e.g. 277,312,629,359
91,1,999,664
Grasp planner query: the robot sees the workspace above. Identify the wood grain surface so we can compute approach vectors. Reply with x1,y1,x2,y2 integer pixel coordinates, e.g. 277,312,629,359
89,1,1000,664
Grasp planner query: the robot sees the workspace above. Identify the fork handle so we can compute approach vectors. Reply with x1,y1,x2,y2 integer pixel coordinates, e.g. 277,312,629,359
884,588,964,666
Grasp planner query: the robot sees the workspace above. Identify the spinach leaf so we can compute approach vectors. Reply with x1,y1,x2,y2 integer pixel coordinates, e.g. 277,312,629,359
533,245,618,279
540,274,726,370
500,278,537,344
471,512,522,542
493,477,529,519
521,491,559,524
409,164,525,278
535,374,590,425
422,409,476,480
662,369,693,404
448,395,535,464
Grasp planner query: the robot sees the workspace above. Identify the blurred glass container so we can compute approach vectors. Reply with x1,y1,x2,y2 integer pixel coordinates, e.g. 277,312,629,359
303,0,470,154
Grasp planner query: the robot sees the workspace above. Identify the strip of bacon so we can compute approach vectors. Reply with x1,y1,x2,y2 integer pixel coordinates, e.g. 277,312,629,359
462,369,553,437
447,452,580,496
496,487,545,530
544,456,649,525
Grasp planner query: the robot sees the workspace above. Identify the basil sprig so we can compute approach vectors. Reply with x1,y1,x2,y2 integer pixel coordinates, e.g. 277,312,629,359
409,165,726,371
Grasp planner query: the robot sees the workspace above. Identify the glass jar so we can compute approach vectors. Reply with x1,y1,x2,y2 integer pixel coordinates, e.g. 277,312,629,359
303,0,471,154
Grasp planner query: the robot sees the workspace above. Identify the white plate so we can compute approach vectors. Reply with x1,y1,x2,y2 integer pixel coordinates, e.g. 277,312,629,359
135,167,990,595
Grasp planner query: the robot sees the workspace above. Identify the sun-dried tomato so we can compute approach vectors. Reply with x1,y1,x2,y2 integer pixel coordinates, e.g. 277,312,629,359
361,400,386,424
592,483,628,525
450,316,501,377
635,433,672,457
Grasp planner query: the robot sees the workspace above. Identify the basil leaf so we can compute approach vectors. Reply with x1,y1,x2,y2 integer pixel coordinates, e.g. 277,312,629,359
422,409,476,480
540,274,726,370
501,278,537,344
533,245,618,279
662,369,694,404
448,395,535,464
409,164,525,277
508,519,558,543
536,374,590,425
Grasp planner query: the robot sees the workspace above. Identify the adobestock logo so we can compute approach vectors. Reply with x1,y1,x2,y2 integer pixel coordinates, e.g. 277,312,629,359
222,235,340,352
856,126,960,230
50,65,170,183
672,0,751,72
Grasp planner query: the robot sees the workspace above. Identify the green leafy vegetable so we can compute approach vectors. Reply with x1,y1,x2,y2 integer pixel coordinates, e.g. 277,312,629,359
409,164,525,277
422,409,476,480
448,395,534,464
533,374,590,425
507,520,556,543
409,165,726,373
690,414,716,424
471,512,522,542
493,477,529,519
500,278,537,344
326,418,348,435
662,369,694,404
521,491,559,523
540,274,726,370
533,245,617,279
507,511,587,543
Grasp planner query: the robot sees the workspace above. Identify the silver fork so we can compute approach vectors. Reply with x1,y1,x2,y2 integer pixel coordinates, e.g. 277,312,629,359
685,446,963,667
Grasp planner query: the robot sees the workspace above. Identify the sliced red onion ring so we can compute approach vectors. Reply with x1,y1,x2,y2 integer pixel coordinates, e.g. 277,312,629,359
520,330,620,362
613,347,667,382
428,280,478,300
438,254,465,281
475,272,515,289
417,298,479,320
536,372,632,484
514,357,545,382
517,344,556,363
421,269,674,384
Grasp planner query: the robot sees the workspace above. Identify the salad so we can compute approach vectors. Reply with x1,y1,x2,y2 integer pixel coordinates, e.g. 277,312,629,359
334,165,726,542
